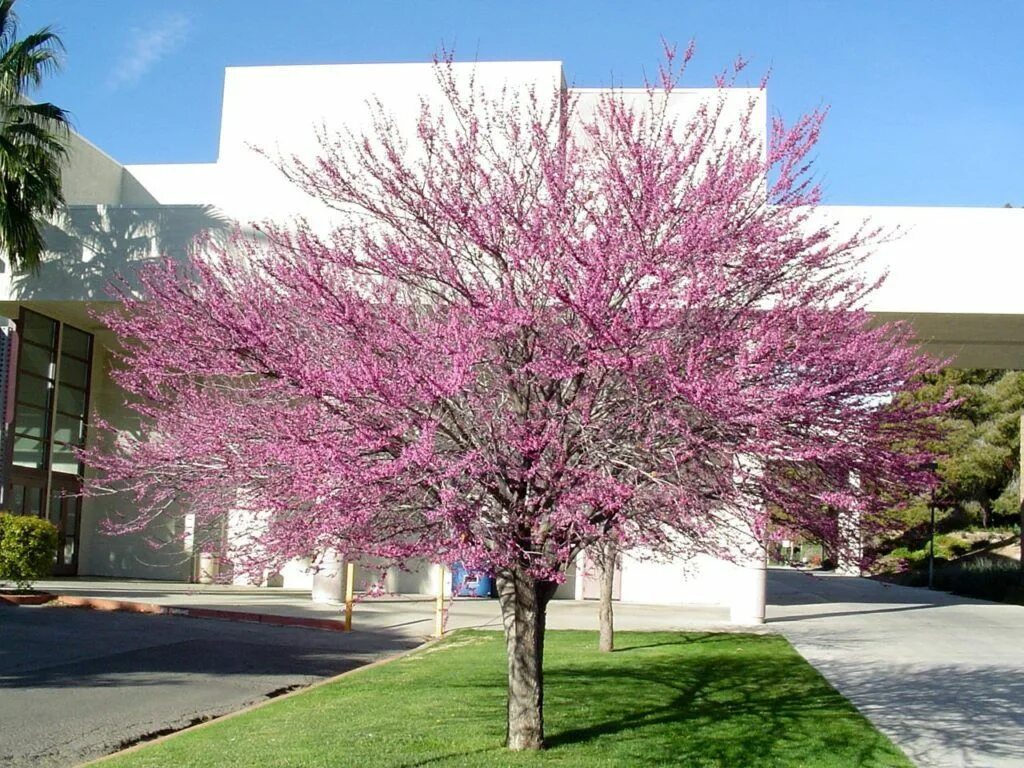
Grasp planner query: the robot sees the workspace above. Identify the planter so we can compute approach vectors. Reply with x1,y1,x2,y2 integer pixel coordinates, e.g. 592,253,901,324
312,550,346,604
197,553,221,584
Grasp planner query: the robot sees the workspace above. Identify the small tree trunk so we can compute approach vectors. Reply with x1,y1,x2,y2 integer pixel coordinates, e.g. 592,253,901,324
598,539,617,652
495,567,557,751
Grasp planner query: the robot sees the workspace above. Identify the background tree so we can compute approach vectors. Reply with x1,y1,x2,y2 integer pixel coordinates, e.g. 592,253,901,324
0,0,69,272
87,51,942,751
894,369,1023,528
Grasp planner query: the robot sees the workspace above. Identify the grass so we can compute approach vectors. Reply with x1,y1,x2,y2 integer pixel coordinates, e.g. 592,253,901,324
98,630,911,768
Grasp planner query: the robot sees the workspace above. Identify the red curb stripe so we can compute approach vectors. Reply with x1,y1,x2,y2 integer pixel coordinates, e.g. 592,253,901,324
0,592,56,606
57,595,168,614
53,595,348,632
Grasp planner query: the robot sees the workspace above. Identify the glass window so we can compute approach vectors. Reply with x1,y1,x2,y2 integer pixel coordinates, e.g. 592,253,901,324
8,311,95,542
16,375,52,410
48,490,63,527
58,355,90,390
12,435,46,469
53,413,85,446
20,343,55,379
10,485,25,513
22,312,56,347
57,385,87,418
13,404,48,439
24,486,42,516
61,326,91,360
50,444,81,476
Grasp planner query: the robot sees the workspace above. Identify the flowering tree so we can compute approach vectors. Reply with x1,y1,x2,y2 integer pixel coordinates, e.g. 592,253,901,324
86,50,941,750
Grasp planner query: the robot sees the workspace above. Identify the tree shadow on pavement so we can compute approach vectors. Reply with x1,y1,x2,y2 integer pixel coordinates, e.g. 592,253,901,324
801,658,1024,767
0,608,419,690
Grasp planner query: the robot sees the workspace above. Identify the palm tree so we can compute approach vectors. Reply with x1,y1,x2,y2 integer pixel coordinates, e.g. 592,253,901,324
0,0,69,272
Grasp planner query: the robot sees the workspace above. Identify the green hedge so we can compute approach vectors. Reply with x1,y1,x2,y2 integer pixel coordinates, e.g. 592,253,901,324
0,513,58,590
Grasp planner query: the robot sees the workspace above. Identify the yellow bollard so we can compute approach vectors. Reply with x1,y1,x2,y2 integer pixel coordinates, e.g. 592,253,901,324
344,561,355,631
434,564,445,638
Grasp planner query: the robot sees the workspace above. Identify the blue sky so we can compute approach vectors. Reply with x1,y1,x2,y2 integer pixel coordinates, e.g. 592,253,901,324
16,0,1024,207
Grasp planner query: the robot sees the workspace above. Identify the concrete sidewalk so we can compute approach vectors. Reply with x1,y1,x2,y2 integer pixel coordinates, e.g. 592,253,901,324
32,577,733,639
769,568,1024,768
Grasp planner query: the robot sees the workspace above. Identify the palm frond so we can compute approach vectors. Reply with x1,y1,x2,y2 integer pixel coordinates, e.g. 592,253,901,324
0,0,67,271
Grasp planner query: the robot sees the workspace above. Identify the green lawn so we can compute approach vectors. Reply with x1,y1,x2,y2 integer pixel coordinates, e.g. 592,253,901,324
99,630,911,768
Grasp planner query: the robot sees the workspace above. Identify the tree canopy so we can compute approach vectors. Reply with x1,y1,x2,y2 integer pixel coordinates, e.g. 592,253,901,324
86,51,943,750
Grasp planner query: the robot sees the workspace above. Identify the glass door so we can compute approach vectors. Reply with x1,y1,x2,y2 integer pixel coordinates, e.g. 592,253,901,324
49,474,82,574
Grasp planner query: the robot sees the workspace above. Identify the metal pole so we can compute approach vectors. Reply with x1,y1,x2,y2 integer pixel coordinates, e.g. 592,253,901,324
434,564,446,638
928,504,936,590
343,561,355,631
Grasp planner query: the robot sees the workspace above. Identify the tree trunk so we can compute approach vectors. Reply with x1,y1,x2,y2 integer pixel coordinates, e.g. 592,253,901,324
495,567,557,751
598,539,617,652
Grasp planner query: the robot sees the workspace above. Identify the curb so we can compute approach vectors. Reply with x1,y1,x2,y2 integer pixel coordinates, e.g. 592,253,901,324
0,591,57,606
79,635,443,766
53,595,349,632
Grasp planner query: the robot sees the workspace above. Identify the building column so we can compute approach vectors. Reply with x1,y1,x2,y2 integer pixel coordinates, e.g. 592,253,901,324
835,508,863,576
311,549,346,603
729,513,767,625
835,471,863,576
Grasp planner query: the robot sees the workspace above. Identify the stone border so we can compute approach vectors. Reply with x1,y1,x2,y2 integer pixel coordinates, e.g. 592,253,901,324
53,595,349,632
79,635,442,766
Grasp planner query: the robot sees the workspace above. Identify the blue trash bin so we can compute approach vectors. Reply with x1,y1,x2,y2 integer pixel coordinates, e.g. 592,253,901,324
451,563,493,597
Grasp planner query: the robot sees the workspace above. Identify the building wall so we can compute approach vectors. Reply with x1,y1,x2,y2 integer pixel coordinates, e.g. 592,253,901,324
59,131,158,207
7,60,1023,609
617,550,737,606
77,335,193,580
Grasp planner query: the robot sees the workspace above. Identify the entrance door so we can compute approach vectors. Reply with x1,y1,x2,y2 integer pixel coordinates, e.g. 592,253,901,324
48,474,82,575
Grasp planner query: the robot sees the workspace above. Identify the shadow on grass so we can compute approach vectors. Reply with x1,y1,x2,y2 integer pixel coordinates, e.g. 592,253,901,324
612,632,730,652
539,634,906,767
394,746,496,768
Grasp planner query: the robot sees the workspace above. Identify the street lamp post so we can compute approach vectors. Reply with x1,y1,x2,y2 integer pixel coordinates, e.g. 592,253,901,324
921,461,939,591
929,502,936,590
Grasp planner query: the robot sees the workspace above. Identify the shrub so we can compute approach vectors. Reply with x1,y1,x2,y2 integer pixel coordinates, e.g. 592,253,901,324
0,513,58,591
932,556,1022,603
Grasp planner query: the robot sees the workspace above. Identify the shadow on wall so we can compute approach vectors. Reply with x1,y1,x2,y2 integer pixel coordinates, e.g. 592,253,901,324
11,204,232,301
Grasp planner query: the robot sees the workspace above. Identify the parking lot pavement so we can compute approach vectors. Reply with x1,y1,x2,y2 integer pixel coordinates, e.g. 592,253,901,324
769,568,1024,768
0,606,419,767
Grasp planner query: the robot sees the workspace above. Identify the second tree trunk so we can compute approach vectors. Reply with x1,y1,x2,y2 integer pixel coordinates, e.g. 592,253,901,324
598,539,617,652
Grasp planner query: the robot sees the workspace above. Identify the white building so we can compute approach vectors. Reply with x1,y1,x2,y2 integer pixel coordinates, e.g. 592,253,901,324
2,61,1021,622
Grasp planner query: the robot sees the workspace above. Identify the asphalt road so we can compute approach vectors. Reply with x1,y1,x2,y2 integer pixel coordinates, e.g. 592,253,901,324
0,606,419,767
769,568,1024,768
